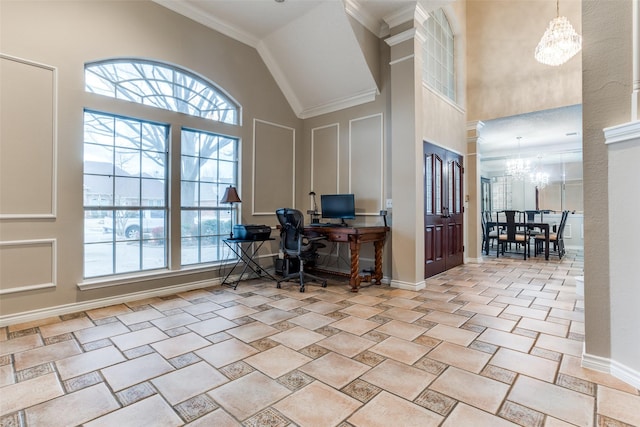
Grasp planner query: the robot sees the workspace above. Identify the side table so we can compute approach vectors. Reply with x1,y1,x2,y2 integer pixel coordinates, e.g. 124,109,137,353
221,238,277,290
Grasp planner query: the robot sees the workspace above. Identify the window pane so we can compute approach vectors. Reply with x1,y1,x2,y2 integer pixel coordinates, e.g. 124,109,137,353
115,177,140,206
84,242,114,277
115,147,141,176
85,59,239,125
181,181,198,208
116,240,140,274
83,111,168,278
141,178,165,207
181,128,238,266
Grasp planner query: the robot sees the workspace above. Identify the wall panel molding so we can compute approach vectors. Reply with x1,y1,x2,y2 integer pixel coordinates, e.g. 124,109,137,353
311,123,340,200
0,239,56,295
252,119,295,215
0,54,57,219
349,113,384,215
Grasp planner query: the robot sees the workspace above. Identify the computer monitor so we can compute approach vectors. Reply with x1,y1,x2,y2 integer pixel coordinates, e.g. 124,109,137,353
321,194,355,224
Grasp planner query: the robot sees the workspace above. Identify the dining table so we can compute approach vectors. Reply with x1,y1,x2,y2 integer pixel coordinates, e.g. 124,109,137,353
484,220,552,260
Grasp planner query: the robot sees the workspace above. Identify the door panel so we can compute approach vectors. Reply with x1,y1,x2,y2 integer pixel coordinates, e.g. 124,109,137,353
424,149,446,276
424,142,464,278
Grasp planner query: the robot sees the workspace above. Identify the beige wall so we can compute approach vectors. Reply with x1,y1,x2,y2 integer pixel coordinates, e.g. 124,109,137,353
466,0,582,122
582,0,639,385
465,0,582,259
0,0,301,317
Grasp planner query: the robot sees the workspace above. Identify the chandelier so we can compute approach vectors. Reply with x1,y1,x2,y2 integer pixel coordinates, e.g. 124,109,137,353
530,171,550,189
505,137,530,180
529,155,549,188
506,158,531,180
534,0,582,66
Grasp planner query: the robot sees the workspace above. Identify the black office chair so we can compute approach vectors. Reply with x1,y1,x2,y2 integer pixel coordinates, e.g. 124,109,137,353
275,208,327,292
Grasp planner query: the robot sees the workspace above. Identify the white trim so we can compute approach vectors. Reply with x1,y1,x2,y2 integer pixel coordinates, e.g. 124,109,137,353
0,54,58,219
251,119,296,215
298,88,378,119
384,5,421,33
151,0,259,48
389,54,416,66
3,277,231,328
385,28,417,47
603,121,640,145
582,350,640,390
389,279,426,292
349,113,385,214
310,123,340,200
0,239,56,295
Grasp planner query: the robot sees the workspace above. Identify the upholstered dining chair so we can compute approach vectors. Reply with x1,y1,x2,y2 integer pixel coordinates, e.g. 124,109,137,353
497,210,529,259
534,210,569,259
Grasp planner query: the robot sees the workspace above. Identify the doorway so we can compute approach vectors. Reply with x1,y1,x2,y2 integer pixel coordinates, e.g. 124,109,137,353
424,142,464,278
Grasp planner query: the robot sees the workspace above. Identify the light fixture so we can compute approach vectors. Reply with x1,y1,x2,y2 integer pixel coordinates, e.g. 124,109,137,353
505,137,530,180
535,0,582,66
529,155,550,189
530,171,550,189
220,185,241,239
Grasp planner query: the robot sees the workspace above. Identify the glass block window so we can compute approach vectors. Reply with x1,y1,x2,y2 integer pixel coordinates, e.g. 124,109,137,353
423,9,456,102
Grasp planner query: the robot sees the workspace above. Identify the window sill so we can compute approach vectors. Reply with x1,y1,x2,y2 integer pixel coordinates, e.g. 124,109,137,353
77,264,226,291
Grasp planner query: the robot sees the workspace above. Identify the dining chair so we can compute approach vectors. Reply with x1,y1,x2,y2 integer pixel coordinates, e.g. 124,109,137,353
497,210,529,259
481,211,498,252
534,210,569,259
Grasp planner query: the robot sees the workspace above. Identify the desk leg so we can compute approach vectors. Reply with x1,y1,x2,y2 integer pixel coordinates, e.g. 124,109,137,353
349,239,362,292
373,240,384,284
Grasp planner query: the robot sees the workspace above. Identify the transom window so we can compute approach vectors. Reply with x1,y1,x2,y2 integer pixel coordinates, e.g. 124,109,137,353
84,59,240,280
423,9,456,102
85,59,239,125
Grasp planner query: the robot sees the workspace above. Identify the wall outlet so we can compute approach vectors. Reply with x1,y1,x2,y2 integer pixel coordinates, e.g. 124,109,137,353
386,199,392,208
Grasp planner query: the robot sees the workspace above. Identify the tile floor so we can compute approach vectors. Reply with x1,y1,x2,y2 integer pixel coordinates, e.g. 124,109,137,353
1,249,639,427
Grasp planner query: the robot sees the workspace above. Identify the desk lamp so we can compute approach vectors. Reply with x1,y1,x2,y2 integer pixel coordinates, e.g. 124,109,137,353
220,185,241,239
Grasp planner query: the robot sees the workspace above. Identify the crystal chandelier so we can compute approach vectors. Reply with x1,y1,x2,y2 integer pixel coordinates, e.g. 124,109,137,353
529,155,549,189
530,171,550,189
505,137,530,180
534,0,582,66
506,158,531,180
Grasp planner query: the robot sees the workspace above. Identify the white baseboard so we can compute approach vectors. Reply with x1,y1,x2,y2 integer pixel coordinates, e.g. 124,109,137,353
389,279,426,291
582,350,640,390
0,276,234,328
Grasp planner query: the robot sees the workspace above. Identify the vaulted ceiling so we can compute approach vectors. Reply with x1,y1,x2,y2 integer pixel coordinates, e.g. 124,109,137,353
153,0,424,118
153,0,583,171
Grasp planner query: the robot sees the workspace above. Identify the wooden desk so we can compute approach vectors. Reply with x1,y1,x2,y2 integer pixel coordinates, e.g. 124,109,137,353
305,225,390,292
484,222,551,260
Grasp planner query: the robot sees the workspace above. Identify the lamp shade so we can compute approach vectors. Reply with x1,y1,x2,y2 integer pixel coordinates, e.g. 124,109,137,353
220,186,241,204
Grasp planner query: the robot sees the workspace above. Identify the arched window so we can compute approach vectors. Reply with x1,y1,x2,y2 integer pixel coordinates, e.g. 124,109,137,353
85,59,239,125
423,9,456,102
83,59,240,280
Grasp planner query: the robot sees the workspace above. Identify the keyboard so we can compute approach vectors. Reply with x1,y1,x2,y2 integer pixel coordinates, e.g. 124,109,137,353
309,223,340,227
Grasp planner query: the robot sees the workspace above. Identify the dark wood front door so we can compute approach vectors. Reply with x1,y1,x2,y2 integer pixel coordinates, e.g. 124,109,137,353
424,142,464,278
